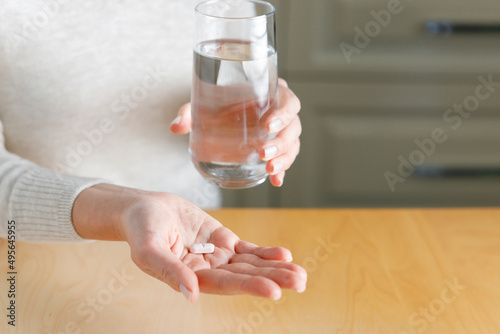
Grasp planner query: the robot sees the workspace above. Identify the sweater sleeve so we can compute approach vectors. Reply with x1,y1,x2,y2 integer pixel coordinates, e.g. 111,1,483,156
0,119,107,243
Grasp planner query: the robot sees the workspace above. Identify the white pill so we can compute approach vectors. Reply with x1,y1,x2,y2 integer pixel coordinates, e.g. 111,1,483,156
189,243,215,254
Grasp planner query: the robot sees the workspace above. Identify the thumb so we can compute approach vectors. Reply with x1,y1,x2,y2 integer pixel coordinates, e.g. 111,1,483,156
170,103,192,135
146,248,200,303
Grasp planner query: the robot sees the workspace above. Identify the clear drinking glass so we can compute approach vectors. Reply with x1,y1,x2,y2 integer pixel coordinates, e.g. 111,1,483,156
190,0,278,189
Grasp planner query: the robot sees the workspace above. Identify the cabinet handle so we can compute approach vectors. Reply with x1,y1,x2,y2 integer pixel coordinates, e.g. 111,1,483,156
425,21,500,36
415,166,500,179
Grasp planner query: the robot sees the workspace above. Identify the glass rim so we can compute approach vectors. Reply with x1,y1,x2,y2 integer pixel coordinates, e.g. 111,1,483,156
195,0,275,21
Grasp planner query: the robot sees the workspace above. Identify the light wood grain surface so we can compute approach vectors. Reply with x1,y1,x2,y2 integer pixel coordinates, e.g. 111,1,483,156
1,209,500,334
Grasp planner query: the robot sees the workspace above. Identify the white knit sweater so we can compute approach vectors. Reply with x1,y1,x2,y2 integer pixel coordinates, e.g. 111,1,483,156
0,0,220,242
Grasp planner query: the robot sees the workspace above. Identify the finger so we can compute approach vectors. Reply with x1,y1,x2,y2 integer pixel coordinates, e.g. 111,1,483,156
269,171,285,187
196,268,282,300
266,86,301,133
266,139,300,175
208,226,240,251
278,77,289,88
235,240,293,262
183,245,234,272
260,116,302,161
170,103,192,134
132,244,199,303
230,253,308,278
220,262,306,292
152,251,199,302
182,252,213,272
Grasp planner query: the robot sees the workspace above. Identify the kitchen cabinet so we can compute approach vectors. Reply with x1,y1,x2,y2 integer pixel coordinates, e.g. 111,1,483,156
223,0,500,207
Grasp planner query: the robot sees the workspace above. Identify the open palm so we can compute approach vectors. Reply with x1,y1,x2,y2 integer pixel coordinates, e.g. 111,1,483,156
122,193,307,302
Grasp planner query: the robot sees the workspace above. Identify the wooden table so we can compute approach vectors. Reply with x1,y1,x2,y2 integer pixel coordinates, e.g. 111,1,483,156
1,209,500,333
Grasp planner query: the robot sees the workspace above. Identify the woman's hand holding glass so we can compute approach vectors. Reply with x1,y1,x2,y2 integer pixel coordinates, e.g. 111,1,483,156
171,78,302,187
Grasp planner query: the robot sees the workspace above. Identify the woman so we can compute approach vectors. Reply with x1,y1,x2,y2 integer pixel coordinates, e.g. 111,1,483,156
0,0,305,302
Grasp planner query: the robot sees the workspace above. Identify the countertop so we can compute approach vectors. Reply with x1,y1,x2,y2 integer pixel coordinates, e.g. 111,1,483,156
1,209,499,333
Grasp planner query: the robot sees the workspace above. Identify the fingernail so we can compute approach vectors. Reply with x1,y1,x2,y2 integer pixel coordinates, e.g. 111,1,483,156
272,290,282,301
264,146,278,160
272,161,283,175
268,119,282,133
278,173,285,187
180,284,192,303
299,270,308,280
170,115,182,126
297,285,306,293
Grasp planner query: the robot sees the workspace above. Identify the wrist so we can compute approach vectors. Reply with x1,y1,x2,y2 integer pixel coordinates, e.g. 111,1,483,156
72,183,150,241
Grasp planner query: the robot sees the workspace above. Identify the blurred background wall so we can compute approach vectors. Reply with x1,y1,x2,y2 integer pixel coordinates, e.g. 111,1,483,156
222,0,500,207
